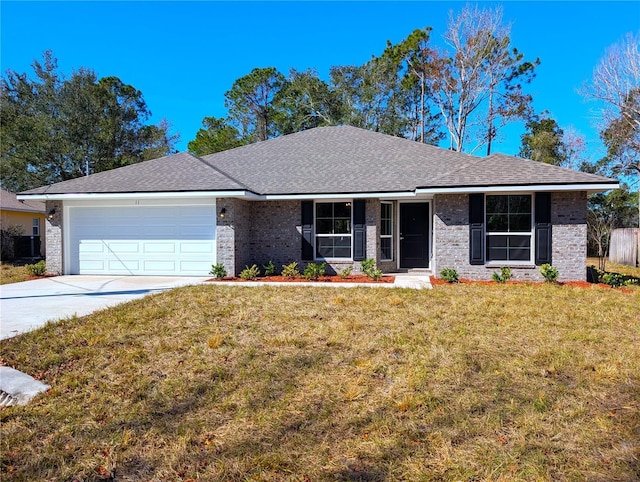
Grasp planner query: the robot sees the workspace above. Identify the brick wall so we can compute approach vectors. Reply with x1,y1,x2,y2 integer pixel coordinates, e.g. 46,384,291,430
215,199,389,276
247,200,301,269
45,200,63,275
551,191,587,281
433,192,588,281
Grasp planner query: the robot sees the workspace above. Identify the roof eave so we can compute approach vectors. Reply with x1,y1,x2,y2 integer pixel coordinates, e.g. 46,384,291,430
16,190,257,201
415,182,620,195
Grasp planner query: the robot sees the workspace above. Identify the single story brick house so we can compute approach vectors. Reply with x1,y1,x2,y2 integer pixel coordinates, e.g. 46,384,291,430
18,126,617,281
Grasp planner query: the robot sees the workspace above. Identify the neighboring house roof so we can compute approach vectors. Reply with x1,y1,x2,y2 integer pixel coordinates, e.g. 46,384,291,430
0,189,45,213
20,126,617,198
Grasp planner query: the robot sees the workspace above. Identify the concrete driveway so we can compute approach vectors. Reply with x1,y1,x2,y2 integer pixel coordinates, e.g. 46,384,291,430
0,275,210,340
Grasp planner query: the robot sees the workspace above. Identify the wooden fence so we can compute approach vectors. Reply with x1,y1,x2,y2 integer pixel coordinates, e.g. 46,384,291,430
609,228,639,267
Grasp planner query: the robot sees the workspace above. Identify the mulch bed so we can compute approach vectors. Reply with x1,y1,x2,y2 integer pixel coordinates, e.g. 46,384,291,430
429,276,634,292
208,275,395,284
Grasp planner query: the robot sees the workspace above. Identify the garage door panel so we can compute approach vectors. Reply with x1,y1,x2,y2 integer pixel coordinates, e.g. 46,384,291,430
143,242,177,254
109,260,140,271
69,204,215,275
105,241,142,254
143,260,176,272
79,241,106,254
179,242,214,254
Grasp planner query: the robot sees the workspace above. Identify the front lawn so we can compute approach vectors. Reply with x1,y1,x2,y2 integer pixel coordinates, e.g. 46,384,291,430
1,284,639,481
0,263,29,285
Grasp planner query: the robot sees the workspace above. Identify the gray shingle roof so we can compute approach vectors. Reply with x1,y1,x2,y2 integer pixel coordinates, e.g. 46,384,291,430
1,189,45,212
22,152,247,195
21,126,616,196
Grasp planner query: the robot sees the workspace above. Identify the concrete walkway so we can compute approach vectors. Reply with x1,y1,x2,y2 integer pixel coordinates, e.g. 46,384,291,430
206,274,432,290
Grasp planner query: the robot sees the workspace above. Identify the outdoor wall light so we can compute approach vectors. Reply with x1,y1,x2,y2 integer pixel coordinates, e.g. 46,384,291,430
47,208,56,220
219,207,226,219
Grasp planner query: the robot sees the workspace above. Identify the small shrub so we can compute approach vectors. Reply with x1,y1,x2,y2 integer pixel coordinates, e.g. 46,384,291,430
439,267,459,283
25,260,46,277
281,262,300,278
303,262,326,280
239,264,260,280
360,258,383,281
209,263,227,279
338,266,353,279
368,267,383,281
492,267,512,284
263,260,276,276
539,264,559,283
360,258,376,275
602,272,624,288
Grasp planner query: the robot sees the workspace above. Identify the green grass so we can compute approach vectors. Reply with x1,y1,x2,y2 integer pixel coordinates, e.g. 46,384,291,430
1,284,639,481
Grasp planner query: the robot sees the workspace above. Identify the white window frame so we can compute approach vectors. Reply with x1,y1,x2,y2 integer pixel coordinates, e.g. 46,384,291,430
32,218,40,237
314,200,353,260
485,193,534,265
380,201,393,261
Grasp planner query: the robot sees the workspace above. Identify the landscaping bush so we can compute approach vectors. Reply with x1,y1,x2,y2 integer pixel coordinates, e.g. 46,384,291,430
338,266,353,279
539,264,559,283
492,267,512,283
239,264,260,280
439,267,459,283
262,260,276,276
209,263,227,279
281,262,300,278
25,260,46,277
360,258,382,281
303,262,326,280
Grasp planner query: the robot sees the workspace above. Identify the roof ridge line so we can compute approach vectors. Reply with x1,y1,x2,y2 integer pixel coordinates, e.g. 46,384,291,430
188,151,254,193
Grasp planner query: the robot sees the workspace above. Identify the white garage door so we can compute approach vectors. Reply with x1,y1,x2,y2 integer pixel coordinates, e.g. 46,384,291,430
68,204,216,275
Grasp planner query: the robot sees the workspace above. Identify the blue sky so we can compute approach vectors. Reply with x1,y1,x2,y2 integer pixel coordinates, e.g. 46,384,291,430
2,1,639,161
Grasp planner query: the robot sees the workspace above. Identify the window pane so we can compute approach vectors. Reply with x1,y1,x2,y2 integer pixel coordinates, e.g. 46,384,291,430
486,195,507,214
381,219,391,236
334,202,351,218
316,219,333,234
381,238,392,260
334,219,351,234
316,237,334,258
316,236,351,259
316,203,332,218
509,195,531,214
487,235,508,261
510,214,531,232
486,235,531,262
486,195,532,233
487,214,508,232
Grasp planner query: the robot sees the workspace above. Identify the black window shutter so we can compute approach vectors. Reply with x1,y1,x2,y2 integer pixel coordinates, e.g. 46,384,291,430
535,192,552,265
353,200,366,261
469,193,484,265
301,201,314,260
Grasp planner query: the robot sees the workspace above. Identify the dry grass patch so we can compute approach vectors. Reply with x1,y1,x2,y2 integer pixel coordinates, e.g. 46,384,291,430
588,257,640,278
1,284,639,481
0,263,29,285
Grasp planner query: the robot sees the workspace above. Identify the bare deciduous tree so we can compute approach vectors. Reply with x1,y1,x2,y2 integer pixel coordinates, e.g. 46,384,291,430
429,4,538,154
581,31,640,225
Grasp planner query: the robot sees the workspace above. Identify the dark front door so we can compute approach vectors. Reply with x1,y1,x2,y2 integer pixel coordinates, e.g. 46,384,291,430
400,202,430,268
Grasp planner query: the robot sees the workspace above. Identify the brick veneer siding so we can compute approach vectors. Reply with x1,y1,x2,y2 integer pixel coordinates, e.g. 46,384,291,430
433,192,588,282
246,200,302,269
216,199,388,276
45,200,63,275
550,191,587,281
